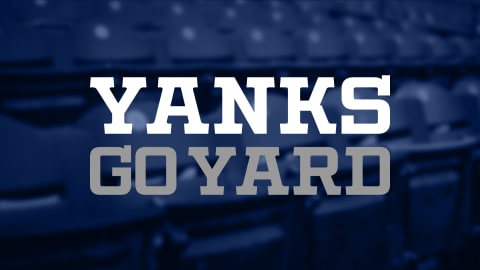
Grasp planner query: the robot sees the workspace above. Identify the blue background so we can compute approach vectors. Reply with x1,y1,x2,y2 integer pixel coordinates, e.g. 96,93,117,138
1,0,480,269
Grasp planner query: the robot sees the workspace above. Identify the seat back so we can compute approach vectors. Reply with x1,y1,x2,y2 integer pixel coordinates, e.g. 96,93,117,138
394,81,475,258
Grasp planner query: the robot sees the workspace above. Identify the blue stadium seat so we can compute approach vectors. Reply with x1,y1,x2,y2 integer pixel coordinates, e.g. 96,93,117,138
341,17,393,63
240,26,295,62
260,1,301,34
0,115,70,225
376,23,428,63
453,76,480,130
394,81,476,265
450,36,477,63
422,33,456,63
209,0,263,33
301,19,350,63
72,21,154,67
454,76,480,236
165,25,233,64
454,76,480,96
92,0,154,27
161,1,209,28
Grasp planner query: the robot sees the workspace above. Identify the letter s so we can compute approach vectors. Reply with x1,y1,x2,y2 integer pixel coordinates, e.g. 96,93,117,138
341,75,390,134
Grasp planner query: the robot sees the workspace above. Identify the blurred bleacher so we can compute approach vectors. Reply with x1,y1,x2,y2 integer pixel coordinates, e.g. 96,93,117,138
2,0,480,269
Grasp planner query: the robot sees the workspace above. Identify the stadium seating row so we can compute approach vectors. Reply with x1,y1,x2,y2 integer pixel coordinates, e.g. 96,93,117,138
2,76,480,269
0,1,478,72
2,1,480,269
